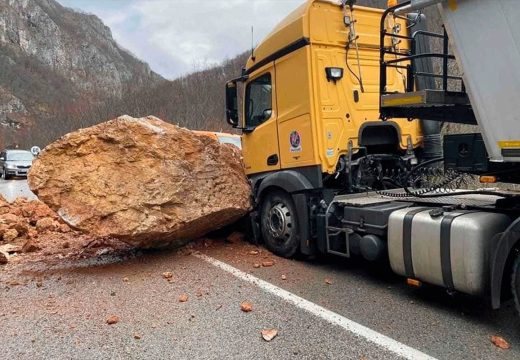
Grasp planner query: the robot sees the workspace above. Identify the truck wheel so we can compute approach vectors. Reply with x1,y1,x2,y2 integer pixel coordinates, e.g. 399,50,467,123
2,168,9,180
511,252,520,316
260,190,299,258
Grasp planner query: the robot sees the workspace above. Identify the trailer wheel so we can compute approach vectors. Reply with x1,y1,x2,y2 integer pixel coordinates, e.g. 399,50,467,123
511,251,520,316
260,190,299,258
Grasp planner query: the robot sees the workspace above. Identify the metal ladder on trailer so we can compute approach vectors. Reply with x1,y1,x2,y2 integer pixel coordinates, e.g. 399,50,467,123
379,1,476,125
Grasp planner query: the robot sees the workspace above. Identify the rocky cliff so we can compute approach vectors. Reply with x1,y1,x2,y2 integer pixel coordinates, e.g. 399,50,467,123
0,0,163,148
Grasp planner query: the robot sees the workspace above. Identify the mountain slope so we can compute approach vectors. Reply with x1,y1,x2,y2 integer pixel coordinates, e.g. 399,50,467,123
0,0,163,147
94,52,250,132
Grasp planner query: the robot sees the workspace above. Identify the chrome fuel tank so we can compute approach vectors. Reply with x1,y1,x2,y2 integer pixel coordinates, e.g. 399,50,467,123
388,207,512,295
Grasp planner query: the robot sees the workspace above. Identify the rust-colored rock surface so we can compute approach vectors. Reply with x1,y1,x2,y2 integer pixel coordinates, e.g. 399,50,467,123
28,115,251,248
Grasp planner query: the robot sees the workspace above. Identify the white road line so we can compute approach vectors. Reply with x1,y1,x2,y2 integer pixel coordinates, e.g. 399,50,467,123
194,252,437,360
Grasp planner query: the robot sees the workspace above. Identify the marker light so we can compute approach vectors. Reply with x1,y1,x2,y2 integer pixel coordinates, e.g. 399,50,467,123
387,0,398,7
325,67,344,82
479,176,497,183
406,278,422,287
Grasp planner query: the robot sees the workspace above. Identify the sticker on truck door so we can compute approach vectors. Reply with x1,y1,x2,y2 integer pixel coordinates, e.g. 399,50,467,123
289,131,302,152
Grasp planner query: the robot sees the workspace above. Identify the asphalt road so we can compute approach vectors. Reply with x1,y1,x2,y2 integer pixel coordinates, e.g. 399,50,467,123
1,241,519,360
0,177,37,202
1,180,519,359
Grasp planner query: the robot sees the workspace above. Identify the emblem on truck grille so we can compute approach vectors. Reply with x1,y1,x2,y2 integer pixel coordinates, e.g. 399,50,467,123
289,131,301,153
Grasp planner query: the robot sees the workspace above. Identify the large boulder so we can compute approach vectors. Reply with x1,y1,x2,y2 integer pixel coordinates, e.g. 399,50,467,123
28,115,251,248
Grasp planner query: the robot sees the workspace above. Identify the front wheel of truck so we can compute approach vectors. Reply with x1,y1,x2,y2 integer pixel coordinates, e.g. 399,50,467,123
260,190,300,258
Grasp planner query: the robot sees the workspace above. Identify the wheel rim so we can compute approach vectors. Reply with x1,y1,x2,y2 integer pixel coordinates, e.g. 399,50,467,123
267,202,293,241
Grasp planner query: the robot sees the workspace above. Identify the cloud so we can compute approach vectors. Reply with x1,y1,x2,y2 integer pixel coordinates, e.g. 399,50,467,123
59,0,305,79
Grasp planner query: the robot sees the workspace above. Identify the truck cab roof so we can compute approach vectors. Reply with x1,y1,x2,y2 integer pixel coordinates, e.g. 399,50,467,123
245,0,382,74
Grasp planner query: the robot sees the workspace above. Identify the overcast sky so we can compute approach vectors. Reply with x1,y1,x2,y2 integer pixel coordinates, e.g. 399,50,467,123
57,0,306,79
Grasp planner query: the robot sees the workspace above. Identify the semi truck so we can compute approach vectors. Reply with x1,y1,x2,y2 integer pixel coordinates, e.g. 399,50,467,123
225,0,520,316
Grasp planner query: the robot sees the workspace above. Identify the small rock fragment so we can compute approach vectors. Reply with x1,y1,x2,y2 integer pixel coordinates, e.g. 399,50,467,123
0,251,8,265
0,224,7,237
35,217,56,232
240,301,253,312
262,261,275,267
281,275,287,280
22,238,41,253
324,278,333,285
162,272,174,280
491,335,511,350
96,248,110,256
253,263,261,268
261,328,278,342
62,241,70,249
12,221,29,235
7,279,22,286
2,213,20,225
59,224,71,233
179,293,189,302
3,228,19,242
106,315,120,325
249,250,259,255
27,229,38,238
0,243,20,254
134,334,141,340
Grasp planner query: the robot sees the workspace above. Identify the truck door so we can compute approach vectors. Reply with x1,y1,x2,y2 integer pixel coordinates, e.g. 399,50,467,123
241,69,280,174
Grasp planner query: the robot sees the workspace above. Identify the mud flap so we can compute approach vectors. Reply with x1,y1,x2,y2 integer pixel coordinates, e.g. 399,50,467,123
246,210,261,245
292,193,314,256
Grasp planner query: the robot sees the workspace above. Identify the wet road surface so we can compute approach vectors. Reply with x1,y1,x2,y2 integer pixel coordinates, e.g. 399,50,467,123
0,178,37,202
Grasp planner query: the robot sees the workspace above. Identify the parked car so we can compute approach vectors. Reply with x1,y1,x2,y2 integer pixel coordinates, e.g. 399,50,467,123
193,131,242,149
0,149,35,179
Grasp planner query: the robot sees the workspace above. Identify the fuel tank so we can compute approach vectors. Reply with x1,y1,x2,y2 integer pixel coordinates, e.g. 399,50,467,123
388,207,512,295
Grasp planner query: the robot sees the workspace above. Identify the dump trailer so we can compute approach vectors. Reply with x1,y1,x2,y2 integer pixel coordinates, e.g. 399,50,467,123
225,0,520,316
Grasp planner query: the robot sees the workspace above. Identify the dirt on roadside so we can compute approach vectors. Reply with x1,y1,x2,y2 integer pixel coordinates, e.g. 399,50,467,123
0,195,132,269
0,194,271,293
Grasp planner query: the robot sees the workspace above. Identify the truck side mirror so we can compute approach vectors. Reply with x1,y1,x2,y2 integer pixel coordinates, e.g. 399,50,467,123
226,81,239,128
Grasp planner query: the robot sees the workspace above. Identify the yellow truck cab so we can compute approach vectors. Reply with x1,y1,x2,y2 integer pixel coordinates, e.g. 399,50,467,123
235,1,423,176
225,0,441,258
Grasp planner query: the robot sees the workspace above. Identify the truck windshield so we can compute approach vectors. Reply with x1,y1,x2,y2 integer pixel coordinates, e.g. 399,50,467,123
7,152,34,161
245,73,272,127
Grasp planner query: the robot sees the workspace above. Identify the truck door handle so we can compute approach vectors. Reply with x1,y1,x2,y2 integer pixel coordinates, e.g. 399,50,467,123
267,154,279,166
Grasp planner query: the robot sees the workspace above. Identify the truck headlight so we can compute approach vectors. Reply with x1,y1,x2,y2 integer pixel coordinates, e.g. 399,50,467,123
6,164,17,169
325,67,344,82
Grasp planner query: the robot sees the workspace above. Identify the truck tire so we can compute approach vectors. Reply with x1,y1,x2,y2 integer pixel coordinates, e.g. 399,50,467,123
511,251,520,316
2,168,9,180
260,190,299,258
